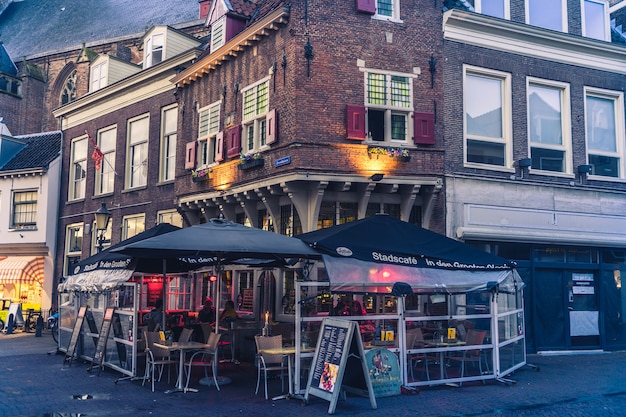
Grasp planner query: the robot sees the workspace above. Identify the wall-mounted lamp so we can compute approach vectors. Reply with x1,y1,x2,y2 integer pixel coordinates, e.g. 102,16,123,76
370,173,384,182
94,202,112,253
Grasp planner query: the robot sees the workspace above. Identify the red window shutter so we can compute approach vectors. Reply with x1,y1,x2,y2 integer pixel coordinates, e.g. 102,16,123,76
185,141,197,169
346,105,366,140
266,109,277,145
226,125,242,158
356,0,376,14
215,131,224,162
413,112,435,145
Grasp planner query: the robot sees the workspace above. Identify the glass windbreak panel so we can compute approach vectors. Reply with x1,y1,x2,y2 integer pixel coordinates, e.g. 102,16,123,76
497,312,524,343
528,0,563,31
282,270,296,315
467,140,505,165
498,339,525,374
497,289,524,313
584,0,607,41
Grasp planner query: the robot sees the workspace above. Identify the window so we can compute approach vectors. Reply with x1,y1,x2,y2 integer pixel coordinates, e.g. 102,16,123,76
466,0,509,19
464,66,511,168
197,102,221,166
145,33,164,68
95,127,116,195
210,17,226,52
69,137,87,200
364,70,413,144
527,80,571,173
126,116,149,189
242,79,270,154
168,277,193,310
11,190,37,229
90,62,107,92
157,210,183,228
374,0,400,21
91,220,111,255
527,0,567,32
160,106,177,182
60,70,77,105
64,224,83,276
585,88,625,178
122,214,145,240
582,0,609,41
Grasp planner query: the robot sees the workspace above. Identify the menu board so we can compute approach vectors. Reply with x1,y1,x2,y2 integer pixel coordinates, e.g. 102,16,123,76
64,306,87,366
305,318,376,414
89,307,115,375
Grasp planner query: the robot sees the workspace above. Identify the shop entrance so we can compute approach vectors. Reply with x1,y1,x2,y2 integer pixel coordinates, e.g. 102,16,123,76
534,269,600,350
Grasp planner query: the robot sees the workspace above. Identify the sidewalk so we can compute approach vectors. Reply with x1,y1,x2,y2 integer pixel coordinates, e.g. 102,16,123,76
1,331,625,417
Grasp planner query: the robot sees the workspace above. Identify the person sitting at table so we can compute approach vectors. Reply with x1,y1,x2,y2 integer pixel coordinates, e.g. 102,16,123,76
144,299,163,331
350,300,366,316
220,300,238,322
331,300,349,316
198,297,216,324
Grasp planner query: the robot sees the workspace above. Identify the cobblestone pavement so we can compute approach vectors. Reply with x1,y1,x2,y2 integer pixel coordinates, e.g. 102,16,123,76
1,331,625,417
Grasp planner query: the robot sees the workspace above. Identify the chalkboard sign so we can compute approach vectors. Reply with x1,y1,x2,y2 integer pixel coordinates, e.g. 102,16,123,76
305,318,376,414
64,306,88,366
89,307,115,375
85,309,99,347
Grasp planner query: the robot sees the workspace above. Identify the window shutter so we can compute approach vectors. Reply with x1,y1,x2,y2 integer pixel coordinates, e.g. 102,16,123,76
226,125,242,158
413,112,435,145
215,131,224,162
185,141,197,169
356,0,376,14
266,109,277,145
346,105,366,140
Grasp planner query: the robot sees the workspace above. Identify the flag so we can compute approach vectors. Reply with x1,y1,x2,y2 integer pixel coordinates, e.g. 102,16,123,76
86,130,104,170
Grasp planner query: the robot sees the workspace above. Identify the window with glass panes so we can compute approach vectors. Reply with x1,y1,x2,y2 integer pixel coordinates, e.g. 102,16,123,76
168,276,193,310
375,0,400,21
95,127,116,195
585,89,625,178
160,106,177,182
242,79,269,153
64,224,83,276
198,102,220,166
365,71,412,143
122,214,145,239
11,190,37,229
69,137,87,200
582,0,609,41
126,116,149,188
527,0,566,32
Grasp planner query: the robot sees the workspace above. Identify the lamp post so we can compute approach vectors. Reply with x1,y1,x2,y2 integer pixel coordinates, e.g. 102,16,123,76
94,202,111,252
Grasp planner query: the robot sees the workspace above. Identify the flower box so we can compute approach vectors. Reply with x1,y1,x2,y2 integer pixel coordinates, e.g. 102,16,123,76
191,168,211,182
238,158,264,170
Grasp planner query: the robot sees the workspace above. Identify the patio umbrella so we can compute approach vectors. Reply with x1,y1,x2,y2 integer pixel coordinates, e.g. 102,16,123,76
296,214,520,294
111,218,321,330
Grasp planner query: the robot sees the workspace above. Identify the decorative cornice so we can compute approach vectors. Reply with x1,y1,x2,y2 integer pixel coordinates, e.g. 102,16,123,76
172,6,290,87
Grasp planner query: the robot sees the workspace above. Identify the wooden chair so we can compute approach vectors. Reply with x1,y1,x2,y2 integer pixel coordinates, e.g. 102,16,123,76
142,331,177,392
448,329,488,385
254,335,288,400
184,332,221,391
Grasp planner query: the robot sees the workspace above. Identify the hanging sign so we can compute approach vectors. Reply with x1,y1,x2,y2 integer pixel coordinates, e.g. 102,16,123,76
304,318,377,414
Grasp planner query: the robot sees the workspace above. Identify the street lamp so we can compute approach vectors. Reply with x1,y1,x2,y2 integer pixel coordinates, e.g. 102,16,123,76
94,202,111,252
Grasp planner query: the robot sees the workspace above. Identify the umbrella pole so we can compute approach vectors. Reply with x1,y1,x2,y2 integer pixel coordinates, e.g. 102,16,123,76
214,263,221,333
162,259,167,332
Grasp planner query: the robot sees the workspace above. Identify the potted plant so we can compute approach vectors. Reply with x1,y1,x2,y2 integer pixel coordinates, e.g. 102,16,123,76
238,152,264,170
191,167,211,182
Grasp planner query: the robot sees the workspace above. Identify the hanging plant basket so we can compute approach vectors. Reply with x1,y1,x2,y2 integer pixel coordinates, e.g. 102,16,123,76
238,158,264,170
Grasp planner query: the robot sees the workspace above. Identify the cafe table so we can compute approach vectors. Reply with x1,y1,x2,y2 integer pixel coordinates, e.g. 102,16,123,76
425,339,466,382
154,341,211,393
259,346,315,401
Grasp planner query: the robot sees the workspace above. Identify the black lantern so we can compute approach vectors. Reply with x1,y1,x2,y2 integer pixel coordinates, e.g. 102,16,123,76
94,202,111,252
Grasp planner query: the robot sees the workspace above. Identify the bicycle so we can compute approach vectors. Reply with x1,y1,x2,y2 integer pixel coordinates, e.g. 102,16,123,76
25,309,42,333
47,310,58,343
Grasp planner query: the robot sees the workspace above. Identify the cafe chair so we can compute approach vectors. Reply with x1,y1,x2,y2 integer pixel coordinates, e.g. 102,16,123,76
178,327,194,343
254,335,288,400
447,329,488,386
184,332,221,391
143,331,178,392
407,328,431,382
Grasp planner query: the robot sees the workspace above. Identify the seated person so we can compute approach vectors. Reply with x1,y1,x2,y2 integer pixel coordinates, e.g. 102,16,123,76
350,300,367,316
144,299,163,331
198,297,216,324
220,300,238,322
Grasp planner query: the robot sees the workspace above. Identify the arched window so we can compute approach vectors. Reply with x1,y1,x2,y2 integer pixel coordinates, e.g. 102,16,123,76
60,70,77,105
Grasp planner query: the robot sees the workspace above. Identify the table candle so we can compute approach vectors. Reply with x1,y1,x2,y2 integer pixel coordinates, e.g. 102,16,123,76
265,311,269,325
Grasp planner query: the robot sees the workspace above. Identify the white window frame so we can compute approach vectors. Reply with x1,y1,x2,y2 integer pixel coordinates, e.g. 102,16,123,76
241,78,270,154
90,61,108,92
584,87,625,179
197,101,221,166
469,0,510,19
373,0,402,23
122,213,145,240
581,0,610,41
360,68,415,145
125,115,149,189
94,126,116,196
210,17,226,52
463,65,513,170
64,223,83,276
145,32,164,68
526,78,572,175
160,105,177,183
91,219,112,255
526,0,568,32
157,209,183,228
11,189,37,230
69,136,87,201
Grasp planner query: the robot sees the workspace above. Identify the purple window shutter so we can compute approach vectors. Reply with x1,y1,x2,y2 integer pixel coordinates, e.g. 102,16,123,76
346,105,366,140
356,0,376,14
226,125,242,158
266,109,277,145
215,131,224,162
185,141,197,169
413,112,435,145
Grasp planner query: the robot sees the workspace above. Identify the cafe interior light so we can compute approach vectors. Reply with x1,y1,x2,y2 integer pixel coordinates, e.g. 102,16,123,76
209,274,218,282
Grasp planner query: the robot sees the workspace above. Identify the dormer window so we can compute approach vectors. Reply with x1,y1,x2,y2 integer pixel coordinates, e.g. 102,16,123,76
145,33,164,68
211,17,226,52
582,0,609,41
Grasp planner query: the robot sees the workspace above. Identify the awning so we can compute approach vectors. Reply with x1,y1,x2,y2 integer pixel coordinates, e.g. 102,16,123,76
59,267,135,293
321,255,523,294
0,256,44,285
